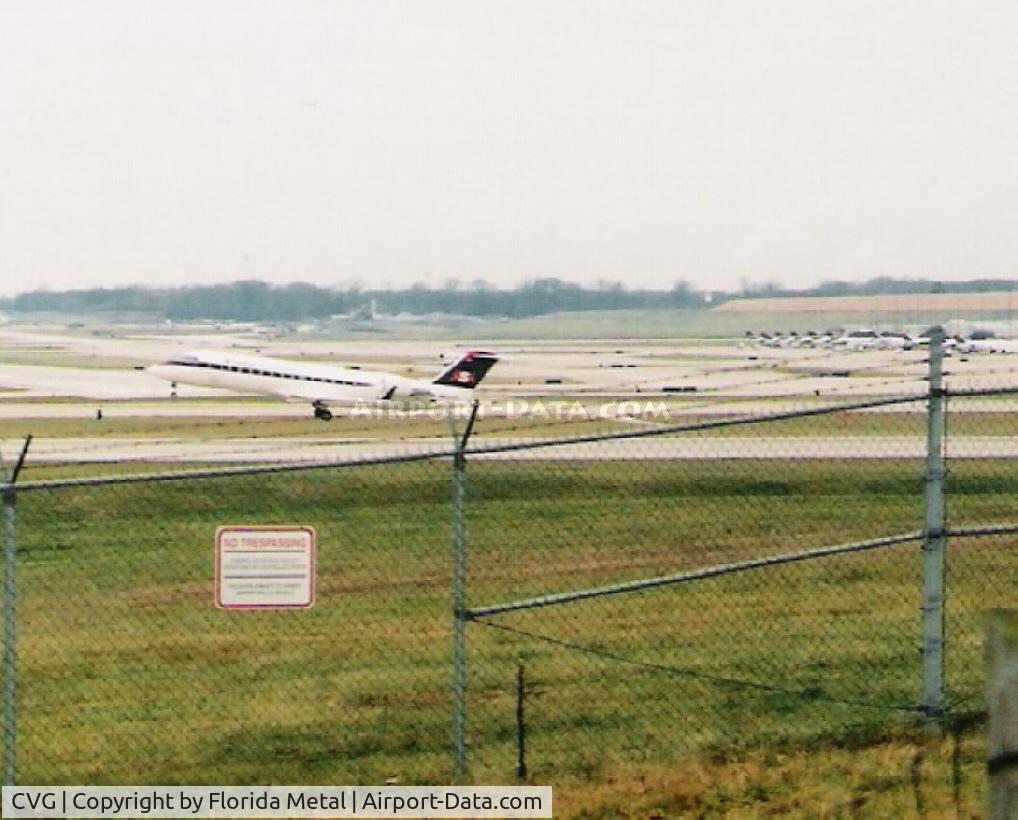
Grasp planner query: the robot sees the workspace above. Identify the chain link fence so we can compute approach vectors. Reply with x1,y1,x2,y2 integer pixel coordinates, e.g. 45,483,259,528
462,425,929,782
8,458,458,785
1,335,1015,805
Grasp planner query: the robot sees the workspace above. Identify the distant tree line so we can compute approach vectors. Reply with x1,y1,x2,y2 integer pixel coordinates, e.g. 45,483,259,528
0,278,706,320
1,276,1012,321
737,276,1016,298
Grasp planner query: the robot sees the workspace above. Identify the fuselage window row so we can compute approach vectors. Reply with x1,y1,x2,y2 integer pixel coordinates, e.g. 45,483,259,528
167,360,369,388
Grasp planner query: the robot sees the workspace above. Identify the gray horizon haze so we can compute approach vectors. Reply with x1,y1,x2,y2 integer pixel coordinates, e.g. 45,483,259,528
2,1,1017,298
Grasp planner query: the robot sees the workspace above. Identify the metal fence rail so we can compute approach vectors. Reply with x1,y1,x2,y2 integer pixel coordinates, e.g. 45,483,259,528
0,328,1016,789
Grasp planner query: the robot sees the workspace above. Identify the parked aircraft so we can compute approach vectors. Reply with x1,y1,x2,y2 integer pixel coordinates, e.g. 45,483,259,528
147,349,498,420
874,331,921,351
746,324,1016,355
954,337,1018,354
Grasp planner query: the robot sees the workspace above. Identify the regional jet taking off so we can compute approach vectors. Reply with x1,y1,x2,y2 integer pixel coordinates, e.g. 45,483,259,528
147,350,498,420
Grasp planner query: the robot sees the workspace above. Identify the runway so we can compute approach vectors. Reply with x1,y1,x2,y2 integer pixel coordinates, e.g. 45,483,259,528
2,327,1016,405
6,435,1016,465
0,395,1012,421
1,328,1014,472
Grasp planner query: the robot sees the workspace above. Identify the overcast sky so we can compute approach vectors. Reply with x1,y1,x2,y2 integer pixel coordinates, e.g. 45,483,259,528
2,1,1017,297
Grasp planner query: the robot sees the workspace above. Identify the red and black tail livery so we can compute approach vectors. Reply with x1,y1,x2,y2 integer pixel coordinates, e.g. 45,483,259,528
433,351,498,389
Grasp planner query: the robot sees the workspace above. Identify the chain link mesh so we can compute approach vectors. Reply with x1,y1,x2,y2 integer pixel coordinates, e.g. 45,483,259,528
462,405,931,781
11,460,455,785
943,392,1018,723
0,381,1014,802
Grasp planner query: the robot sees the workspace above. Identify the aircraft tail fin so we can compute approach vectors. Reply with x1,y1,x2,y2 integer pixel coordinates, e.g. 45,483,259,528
433,351,498,389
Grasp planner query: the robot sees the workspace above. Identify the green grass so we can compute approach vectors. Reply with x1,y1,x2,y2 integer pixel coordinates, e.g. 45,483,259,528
0,351,148,369
5,457,1015,806
4,304,1016,341
0,323,1011,813
3,408,1012,447
548,731,991,816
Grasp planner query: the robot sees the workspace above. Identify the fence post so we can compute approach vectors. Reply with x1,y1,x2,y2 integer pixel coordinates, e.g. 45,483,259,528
2,483,14,787
986,611,1018,818
516,664,527,780
450,402,478,782
1,437,29,788
921,327,946,731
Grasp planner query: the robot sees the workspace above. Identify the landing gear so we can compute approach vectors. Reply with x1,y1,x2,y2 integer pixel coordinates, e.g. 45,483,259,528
313,403,333,421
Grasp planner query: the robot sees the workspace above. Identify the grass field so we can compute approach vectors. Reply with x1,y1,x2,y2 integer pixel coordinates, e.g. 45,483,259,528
4,302,1018,340
4,405,1014,450
6,454,1015,814
1,320,1012,814
0,351,148,369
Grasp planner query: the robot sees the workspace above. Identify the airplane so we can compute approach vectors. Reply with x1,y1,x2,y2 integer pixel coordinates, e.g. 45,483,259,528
832,329,880,351
147,349,498,420
807,332,836,349
874,331,920,351
954,336,1018,354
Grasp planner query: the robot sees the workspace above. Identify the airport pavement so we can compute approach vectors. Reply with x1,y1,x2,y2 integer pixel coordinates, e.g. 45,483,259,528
2,329,1015,404
5,435,1016,466
0,394,1012,421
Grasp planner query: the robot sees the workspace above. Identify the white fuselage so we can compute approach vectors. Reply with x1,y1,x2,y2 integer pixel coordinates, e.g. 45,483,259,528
834,332,880,351
956,338,1018,354
147,350,472,406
